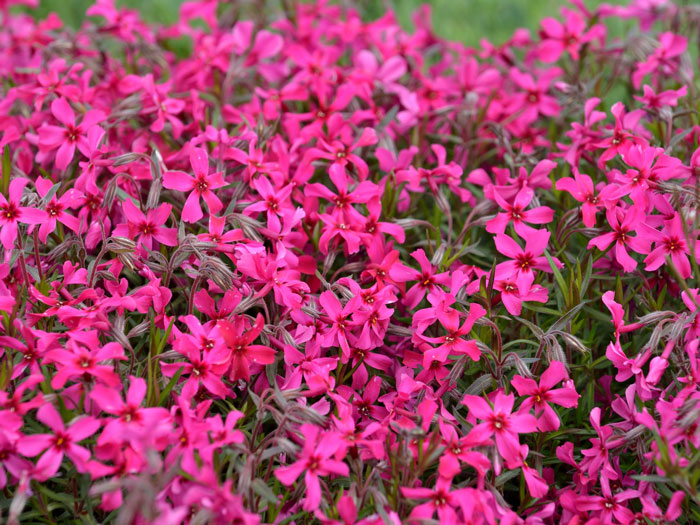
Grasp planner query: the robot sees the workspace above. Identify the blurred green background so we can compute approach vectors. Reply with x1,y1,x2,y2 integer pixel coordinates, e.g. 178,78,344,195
26,0,617,45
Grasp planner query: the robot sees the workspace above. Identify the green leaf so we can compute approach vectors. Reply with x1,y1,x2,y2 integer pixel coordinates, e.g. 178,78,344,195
159,366,184,406
544,250,569,305
1,145,10,196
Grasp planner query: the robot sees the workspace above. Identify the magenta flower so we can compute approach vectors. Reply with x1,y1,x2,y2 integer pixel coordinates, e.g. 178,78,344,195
634,84,687,110
141,74,186,138
216,314,275,382
639,213,694,278
197,214,242,253
90,376,170,450
35,177,83,241
594,102,647,167
163,148,225,223
486,185,554,236
632,31,687,89
17,403,100,480
243,175,293,222
162,340,231,399
37,97,105,170
306,164,379,221
420,303,486,361
275,424,349,511
505,444,550,499
319,290,355,357
588,205,650,273
555,167,620,228
511,360,580,431
305,127,378,181
44,337,126,389
401,477,459,523
462,390,537,463
113,200,178,250
578,476,640,523
389,249,451,309
492,272,548,315
509,67,561,122
0,178,48,250
317,211,368,255
495,231,562,290
536,11,603,63
437,419,491,480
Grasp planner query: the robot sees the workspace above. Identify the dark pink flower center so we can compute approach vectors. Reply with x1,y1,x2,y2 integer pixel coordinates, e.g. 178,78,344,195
0,202,19,222
46,201,63,217
490,413,508,431
516,253,534,271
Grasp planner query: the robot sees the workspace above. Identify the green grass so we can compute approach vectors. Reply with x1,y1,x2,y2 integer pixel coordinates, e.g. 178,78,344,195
25,0,617,45
24,0,700,46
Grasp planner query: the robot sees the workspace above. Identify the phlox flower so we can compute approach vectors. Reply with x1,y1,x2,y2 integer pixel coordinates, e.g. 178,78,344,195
16,403,100,481
462,390,537,464
0,178,48,250
37,97,105,170
163,147,225,223
275,424,349,511
486,185,554,236
113,200,178,250
217,313,275,382
511,360,580,431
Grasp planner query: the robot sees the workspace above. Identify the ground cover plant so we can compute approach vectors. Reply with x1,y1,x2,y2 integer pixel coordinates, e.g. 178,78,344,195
1,0,700,523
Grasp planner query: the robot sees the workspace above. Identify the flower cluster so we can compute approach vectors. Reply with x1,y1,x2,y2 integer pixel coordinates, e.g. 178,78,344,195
1,0,700,523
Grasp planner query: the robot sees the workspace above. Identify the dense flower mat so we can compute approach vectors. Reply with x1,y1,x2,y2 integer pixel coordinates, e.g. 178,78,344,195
0,0,699,523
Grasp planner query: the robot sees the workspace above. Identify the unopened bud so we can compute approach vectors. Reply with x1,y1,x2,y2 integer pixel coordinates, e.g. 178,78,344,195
110,152,144,167
547,337,567,364
106,236,136,254
118,252,138,272
127,321,152,339
322,249,337,276
464,374,493,396
431,243,447,267
234,294,262,314
198,256,234,290
229,213,263,241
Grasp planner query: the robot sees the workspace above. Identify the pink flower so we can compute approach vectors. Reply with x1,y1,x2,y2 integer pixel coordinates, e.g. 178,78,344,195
634,84,687,109
37,97,105,170
511,360,580,431
319,290,355,357
536,10,603,63
594,102,648,167
389,249,451,309
217,314,275,382
163,148,226,223
555,167,620,227
44,336,126,389
419,303,486,361
275,424,349,511
588,205,650,272
639,213,694,278
577,476,640,523
34,177,84,241
90,376,170,450
113,200,178,250
505,444,550,498
462,391,537,463
495,231,562,290
492,273,548,315
244,175,293,222
0,178,48,250
486,185,554,236
632,32,687,89
17,403,100,480
401,477,459,523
